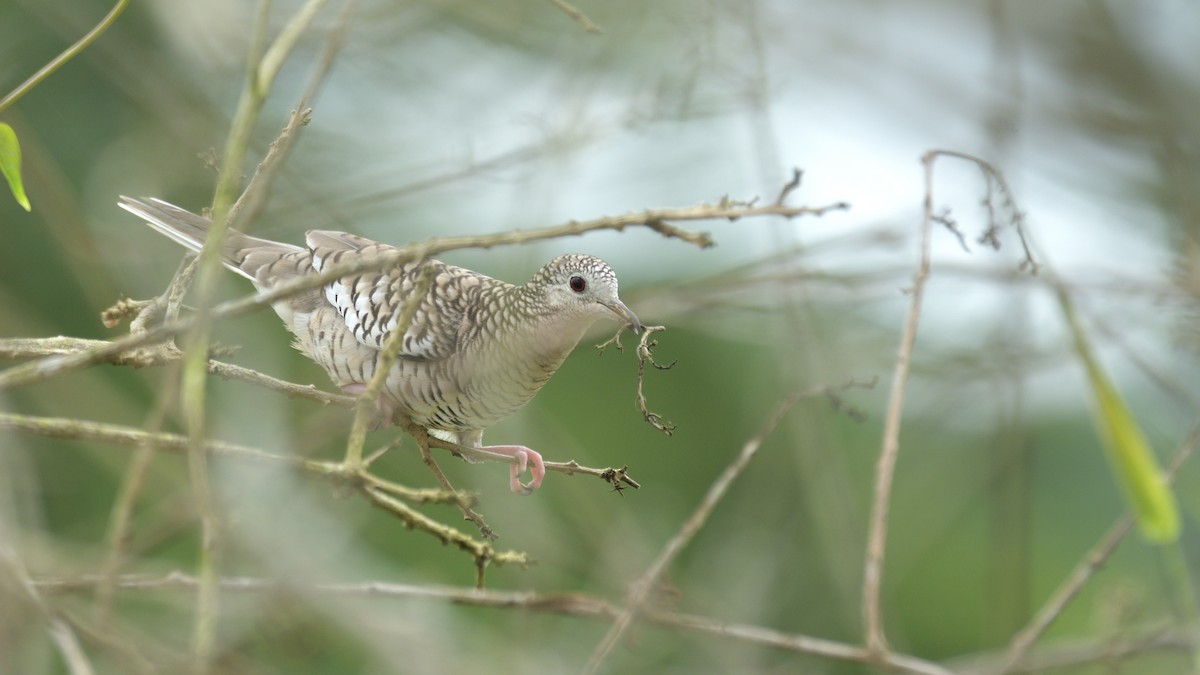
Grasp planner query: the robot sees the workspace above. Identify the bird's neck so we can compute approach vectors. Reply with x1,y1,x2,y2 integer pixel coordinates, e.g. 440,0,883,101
502,285,592,359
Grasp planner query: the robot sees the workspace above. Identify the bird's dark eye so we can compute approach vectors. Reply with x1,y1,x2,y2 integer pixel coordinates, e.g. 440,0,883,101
569,275,587,293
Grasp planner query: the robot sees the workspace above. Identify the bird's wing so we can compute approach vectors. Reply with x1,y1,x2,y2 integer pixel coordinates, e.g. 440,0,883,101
307,230,499,361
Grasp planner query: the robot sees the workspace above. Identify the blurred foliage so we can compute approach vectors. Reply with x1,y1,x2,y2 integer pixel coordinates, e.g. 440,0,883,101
1,0,1199,674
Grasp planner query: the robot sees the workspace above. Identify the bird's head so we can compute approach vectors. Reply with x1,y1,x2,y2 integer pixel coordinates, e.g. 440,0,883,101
529,254,641,334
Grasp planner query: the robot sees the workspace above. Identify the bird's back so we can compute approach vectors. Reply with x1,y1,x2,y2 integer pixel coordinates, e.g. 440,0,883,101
120,196,613,437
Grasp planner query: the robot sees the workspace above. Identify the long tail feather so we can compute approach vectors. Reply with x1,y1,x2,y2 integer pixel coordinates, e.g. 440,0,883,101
118,196,303,282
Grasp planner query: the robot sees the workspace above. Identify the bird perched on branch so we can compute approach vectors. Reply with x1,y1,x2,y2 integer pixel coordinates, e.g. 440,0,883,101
119,197,641,494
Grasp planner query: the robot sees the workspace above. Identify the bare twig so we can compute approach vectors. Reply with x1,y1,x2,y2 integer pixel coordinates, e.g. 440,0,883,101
546,0,602,33
922,149,1036,272
175,2,335,661
94,383,179,627
1,196,841,394
582,388,810,674
226,106,312,232
0,410,628,500
100,297,151,328
343,259,433,469
0,337,352,408
774,167,803,206
0,0,129,114
992,422,1200,673
861,152,938,657
421,434,643,489
964,624,1199,674
405,424,497,543
33,572,956,675
0,538,97,675
862,150,1033,659
360,487,532,584
633,326,676,435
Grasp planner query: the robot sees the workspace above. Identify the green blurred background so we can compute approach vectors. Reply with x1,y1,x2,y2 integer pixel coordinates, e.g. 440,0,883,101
1,0,1198,673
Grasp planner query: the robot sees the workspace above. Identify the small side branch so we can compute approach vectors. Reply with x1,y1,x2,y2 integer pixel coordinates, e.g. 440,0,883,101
597,325,677,436
546,0,602,33
583,385,838,674
33,572,957,675
1,192,845,394
862,150,1034,660
404,424,497,542
991,423,1200,673
635,326,676,435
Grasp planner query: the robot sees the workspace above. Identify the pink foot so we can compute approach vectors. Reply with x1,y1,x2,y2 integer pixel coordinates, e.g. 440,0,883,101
341,384,395,429
481,445,545,495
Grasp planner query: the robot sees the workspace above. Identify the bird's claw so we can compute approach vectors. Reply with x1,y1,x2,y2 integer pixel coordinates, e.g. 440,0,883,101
483,444,545,495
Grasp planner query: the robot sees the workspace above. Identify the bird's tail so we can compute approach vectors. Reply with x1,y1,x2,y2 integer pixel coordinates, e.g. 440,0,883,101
118,196,305,283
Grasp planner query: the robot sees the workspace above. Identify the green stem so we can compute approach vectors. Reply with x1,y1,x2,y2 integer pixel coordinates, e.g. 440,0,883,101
1161,542,1200,669
0,0,129,113
181,2,330,664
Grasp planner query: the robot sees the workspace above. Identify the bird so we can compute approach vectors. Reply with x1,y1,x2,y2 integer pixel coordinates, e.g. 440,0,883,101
119,196,641,495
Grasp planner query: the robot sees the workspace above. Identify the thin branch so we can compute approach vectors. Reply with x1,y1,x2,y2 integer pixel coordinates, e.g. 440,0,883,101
596,326,677,436
0,370,629,493
360,487,532,577
862,149,1033,659
992,422,1200,673
963,624,1199,674
634,326,676,435
0,411,382,487
421,434,643,489
225,106,311,232
406,424,497,544
0,538,97,675
0,195,843,393
94,384,178,627
0,0,129,113
0,410,530,575
546,0,602,33
33,572,957,675
773,167,803,206
0,337,351,408
0,410,629,496
343,260,434,469
862,151,938,657
583,387,813,674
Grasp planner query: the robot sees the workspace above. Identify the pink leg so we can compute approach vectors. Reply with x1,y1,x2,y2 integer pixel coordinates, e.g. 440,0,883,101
341,384,395,429
481,444,545,495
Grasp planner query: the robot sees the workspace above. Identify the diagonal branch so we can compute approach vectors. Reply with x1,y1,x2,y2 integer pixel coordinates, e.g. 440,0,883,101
32,572,955,675
991,422,1200,673
0,195,846,394
583,383,864,674
862,149,1034,659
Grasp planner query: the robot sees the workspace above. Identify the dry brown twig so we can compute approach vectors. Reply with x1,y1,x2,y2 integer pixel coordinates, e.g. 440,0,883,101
862,149,1035,660
583,378,877,674
0,411,531,576
546,0,602,33
597,325,677,435
0,140,842,589
0,195,846,395
33,571,963,675
990,422,1200,674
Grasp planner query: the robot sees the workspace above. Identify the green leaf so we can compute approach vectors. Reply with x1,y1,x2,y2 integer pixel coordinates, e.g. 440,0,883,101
1057,286,1179,543
0,123,31,211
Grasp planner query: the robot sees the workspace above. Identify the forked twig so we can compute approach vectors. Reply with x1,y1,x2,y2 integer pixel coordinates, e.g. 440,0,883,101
992,422,1200,673
583,381,870,674
863,149,1035,660
635,326,676,435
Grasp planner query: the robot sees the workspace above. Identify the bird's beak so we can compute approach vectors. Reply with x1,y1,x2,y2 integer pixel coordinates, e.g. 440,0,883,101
601,299,642,334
